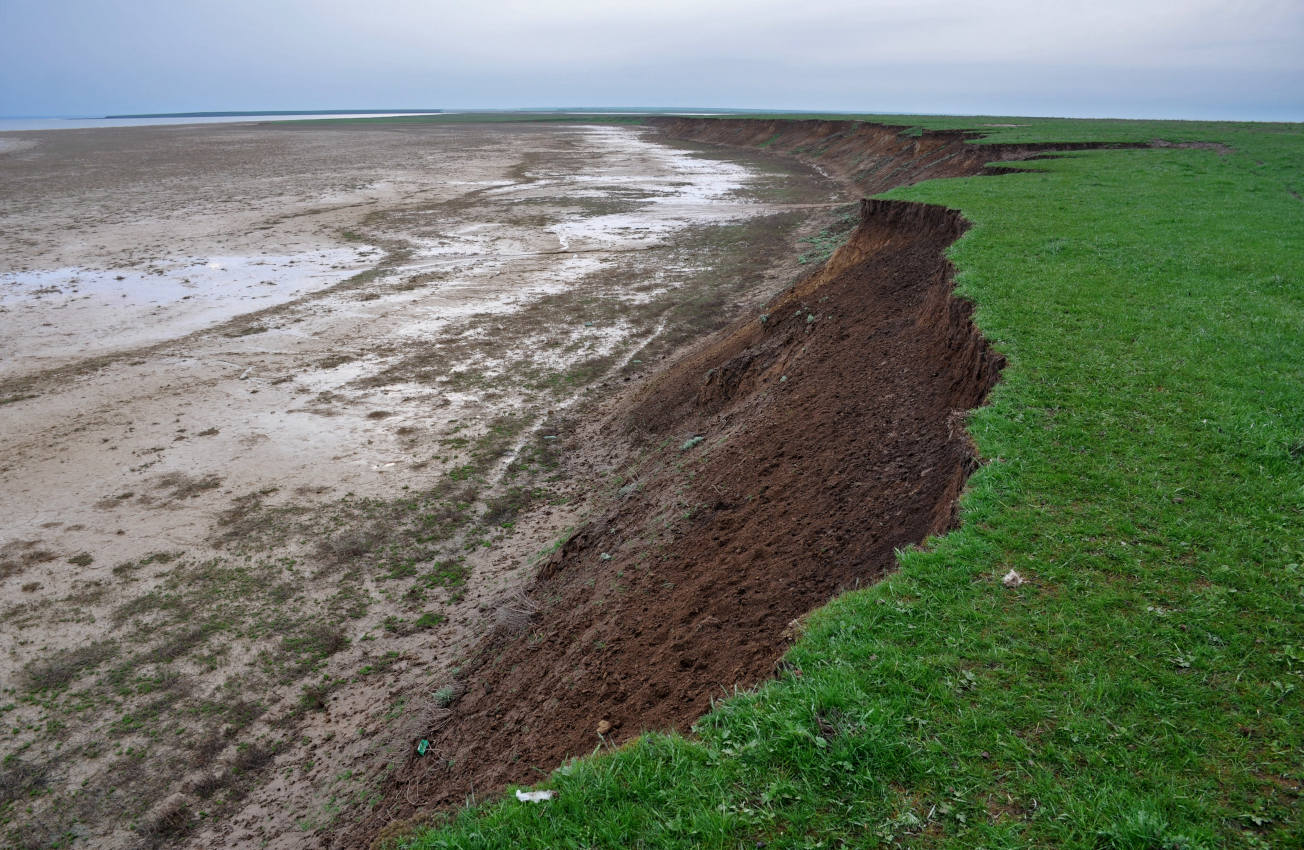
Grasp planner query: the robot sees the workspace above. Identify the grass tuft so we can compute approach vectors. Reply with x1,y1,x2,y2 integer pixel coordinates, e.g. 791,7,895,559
22,641,118,692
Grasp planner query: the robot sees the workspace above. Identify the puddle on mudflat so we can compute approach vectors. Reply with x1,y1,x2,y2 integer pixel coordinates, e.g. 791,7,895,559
0,248,369,378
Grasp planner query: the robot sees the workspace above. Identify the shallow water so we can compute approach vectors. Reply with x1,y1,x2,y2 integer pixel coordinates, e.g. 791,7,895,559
0,248,368,378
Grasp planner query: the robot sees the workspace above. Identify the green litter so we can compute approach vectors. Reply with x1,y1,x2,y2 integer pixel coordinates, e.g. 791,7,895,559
416,739,429,756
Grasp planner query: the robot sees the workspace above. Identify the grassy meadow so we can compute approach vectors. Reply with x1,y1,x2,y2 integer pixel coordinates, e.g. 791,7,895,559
389,116,1303,848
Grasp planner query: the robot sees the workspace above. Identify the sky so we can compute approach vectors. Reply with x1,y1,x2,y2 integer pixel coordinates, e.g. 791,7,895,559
1,0,1300,121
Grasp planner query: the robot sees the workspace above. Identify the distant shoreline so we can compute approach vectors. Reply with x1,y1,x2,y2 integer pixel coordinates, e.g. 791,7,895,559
0,107,801,135
103,109,442,118
0,111,444,132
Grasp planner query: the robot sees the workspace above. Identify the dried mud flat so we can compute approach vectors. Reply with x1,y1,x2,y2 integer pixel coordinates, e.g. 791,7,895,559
0,120,841,848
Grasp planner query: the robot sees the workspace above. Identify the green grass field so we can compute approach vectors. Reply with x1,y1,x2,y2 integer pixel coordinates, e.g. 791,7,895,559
393,116,1303,849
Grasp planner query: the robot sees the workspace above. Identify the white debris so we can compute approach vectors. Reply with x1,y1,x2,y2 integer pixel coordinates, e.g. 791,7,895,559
1002,569,1025,588
515,789,556,803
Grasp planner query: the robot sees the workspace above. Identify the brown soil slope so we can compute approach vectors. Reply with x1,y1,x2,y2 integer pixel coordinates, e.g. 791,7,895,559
650,116,1136,195
341,121,1084,847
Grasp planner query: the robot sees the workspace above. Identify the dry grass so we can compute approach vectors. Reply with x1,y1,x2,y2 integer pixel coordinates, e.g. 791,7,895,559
493,591,540,634
21,640,118,692
0,540,57,579
152,471,223,502
0,759,47,808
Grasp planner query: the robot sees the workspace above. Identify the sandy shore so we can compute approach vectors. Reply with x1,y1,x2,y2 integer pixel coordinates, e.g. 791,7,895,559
1,123,769,572
0,120,837,847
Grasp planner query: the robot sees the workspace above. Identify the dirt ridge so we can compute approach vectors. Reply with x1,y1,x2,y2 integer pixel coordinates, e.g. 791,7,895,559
340,116,1037,847
341,118,1152,847
649,116,1142,195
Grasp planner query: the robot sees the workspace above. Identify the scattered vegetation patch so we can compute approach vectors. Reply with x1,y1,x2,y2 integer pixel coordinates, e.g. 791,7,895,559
22,640,118,692
279,624,350,680
0,758,47,808
223,324,268,338
413,612,445,630
796,204,859,264
151,471,223,504
0,540,57,578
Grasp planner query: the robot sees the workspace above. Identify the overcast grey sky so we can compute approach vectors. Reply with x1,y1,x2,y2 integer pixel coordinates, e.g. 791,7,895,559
1,0,1300,120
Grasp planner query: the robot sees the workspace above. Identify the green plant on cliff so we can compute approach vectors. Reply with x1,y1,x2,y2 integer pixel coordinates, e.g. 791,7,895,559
397,116,1303,848
796,205,860,264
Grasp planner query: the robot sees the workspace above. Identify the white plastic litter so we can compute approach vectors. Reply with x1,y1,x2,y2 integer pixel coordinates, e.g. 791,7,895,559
1002,569,1024,588
515,789,556,803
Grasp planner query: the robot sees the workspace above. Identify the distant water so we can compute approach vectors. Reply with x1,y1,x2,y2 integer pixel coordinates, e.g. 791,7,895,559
0,112,442,132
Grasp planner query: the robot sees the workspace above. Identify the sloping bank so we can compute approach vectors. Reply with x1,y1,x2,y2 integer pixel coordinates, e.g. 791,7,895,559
344,195,999,845
648,116,1131,195
336,119,1099,846
350,117,1304,848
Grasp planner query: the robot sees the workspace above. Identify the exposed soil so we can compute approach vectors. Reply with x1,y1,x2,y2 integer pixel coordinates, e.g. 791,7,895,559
648,116,1146,194
338,121,1045,847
